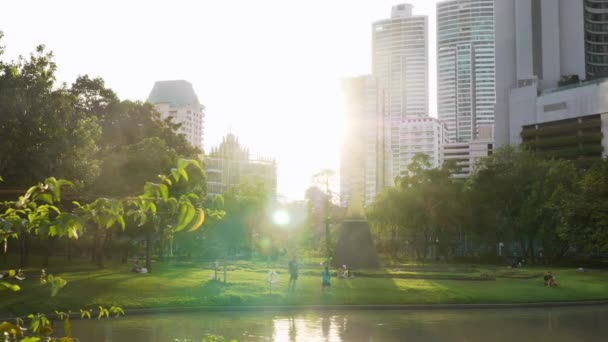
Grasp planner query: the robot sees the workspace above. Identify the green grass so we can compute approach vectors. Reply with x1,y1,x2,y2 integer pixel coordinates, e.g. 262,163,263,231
2,259,608,316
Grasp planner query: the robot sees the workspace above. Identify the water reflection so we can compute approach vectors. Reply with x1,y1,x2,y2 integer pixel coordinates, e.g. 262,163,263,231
68,305,608,341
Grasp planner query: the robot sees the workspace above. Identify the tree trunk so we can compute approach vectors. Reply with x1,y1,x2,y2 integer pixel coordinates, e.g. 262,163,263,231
145,232,152,271
95,229,106,268
158,226,165,260
66,238,73,263
43,236,56,268
91,227,99,264
528,240,535,264
391,227,398,258
102,230,113,261
19,232,31,268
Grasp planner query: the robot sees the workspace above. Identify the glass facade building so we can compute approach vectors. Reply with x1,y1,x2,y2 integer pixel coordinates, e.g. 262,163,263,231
437,0,495,142
585,0,608,78
372,4,429,178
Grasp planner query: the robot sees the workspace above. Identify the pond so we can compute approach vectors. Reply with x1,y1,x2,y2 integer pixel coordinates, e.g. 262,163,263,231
70,305,608,341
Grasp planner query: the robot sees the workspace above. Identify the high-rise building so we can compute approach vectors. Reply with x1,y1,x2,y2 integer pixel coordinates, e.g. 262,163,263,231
585,0,608,78
372,4,429,178
147,80,205,150
399,116,449,170
340,76,390,207
437,0,496,142
494,0,587,147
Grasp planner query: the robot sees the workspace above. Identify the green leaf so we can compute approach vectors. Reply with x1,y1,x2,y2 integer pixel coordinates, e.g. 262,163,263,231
63,317,71,337
117,216,126,231
0,321,19,335
18,337,40,342
175,202,195,232
179,168,189,182
36,193,53,204
188,208,205,232
80,309,91,320
159,184,169,202
171,168,181,182
50,276,67,297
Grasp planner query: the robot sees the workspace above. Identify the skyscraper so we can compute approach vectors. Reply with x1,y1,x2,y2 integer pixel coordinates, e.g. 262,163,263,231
147,80,205,150
372,4,429,178
340,75,389,207
585,0,608,79
437,0,496,142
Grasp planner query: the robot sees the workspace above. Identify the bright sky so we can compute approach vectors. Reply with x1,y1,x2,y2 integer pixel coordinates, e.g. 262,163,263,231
1,0,441,200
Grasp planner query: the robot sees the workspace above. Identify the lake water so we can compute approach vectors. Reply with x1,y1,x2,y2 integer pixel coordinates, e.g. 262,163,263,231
69,305,608,341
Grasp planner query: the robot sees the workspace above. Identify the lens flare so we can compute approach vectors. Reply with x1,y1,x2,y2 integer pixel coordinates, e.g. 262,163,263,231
272,210,290,226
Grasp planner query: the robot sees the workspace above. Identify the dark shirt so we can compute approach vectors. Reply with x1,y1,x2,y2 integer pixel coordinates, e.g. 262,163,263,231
289,260,298,276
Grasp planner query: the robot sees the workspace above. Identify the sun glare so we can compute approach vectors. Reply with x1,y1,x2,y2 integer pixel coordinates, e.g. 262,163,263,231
272,209,291,227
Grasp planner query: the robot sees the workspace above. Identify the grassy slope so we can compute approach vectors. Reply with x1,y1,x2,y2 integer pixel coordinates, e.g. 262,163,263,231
2,260,608,316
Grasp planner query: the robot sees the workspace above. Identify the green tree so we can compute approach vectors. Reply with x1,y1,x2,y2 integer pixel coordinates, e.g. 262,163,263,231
369,154,464,260
0,39,102,187
556,158,608,254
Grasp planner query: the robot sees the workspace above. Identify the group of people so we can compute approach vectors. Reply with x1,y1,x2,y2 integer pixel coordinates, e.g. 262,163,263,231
284,257,353,291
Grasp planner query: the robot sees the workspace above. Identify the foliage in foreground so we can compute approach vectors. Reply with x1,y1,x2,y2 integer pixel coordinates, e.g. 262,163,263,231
0,306,124,342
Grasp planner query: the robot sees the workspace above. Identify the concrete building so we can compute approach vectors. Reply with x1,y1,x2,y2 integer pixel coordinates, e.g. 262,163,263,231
340,76,390,207
147,80,205,150
437,0,496,142
372,4,429,178
440,139,494,177
399,116,449,172
585,0,608,78
206,134,277,197
513,78,608,164
494,0,588,147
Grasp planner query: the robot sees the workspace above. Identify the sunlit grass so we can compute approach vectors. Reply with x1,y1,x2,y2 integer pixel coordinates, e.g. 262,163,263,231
2,259,608,316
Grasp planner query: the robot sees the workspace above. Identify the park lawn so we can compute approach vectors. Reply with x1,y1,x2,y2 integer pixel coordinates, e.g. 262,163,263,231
2,261,608,316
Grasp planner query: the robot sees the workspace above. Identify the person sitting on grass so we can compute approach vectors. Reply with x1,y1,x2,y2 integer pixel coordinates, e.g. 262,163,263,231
543,271,559,287
338,265,353,278
321,266,331,289
132,260,148,274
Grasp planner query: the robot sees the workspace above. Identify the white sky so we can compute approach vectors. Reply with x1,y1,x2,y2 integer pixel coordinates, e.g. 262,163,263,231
1,0,441,200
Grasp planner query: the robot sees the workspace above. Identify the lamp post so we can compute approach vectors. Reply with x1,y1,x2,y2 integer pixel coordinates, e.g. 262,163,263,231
498,242,505,257
313,169,335,265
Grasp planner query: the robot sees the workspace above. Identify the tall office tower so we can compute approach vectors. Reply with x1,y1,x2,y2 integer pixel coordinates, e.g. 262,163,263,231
585,0,608,78
494,0,587,147
340,76,389,207
372,3,429,179
147,80,205,150
437,0,496,142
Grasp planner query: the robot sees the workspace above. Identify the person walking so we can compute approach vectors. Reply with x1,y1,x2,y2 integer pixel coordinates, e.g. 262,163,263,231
288,256,299,290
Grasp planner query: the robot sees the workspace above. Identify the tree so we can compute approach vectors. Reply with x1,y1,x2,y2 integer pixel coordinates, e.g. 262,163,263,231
368,154,465,260
467,146,578,261
556,158,608,254
0,41,102,187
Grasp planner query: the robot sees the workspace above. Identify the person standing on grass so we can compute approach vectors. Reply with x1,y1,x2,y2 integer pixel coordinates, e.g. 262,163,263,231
321,266,331,289
288,256,299,289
